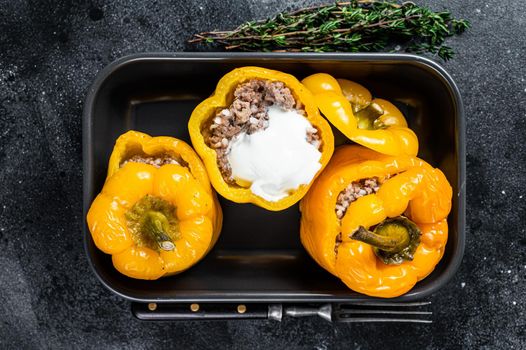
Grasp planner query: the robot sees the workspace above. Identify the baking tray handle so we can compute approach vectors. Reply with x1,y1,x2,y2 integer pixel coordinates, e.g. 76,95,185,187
132,303,283,321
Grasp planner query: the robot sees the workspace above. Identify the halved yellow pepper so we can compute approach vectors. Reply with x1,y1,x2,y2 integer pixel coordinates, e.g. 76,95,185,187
300,145,451,298
188,66,334,211
302,73,418,156
87,131,222,280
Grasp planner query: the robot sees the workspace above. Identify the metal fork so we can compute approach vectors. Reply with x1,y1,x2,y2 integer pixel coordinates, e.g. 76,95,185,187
132,301,432,323
284,301,432,323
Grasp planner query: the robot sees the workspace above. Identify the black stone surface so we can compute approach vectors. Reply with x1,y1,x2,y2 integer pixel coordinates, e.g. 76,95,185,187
0,0,524,348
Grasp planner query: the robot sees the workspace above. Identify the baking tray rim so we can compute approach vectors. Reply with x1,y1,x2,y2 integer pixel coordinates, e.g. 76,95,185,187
82,52,466,303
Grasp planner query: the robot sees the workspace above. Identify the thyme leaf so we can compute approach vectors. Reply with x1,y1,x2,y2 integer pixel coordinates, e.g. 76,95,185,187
189,1,469,61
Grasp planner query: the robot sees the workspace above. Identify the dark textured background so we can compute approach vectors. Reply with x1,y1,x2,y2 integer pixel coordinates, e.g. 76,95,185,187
0,0,525,349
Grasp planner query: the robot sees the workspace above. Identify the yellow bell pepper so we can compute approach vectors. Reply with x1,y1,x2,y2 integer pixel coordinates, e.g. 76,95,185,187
302,73,418,156
188,66,334,211
300,145,452,298
87,131,222,280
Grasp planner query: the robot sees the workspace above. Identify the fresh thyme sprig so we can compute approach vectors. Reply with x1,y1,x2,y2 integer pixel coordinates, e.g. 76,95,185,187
189,1,469,60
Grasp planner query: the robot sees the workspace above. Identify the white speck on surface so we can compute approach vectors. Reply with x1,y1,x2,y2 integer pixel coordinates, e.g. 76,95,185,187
502,190,506,194
512,301,517,305
507,270,511,274
461,282,466,288
507,49,511,54
520,195,523,199
475,8,481,13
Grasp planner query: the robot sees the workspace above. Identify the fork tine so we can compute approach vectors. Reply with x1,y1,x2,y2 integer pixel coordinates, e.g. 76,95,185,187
341,310,432,315
342,301,431,307
332,301,432,323
340,317,433,324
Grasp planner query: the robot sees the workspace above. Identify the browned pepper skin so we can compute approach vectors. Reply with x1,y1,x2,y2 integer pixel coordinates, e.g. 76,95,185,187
300,145,452,298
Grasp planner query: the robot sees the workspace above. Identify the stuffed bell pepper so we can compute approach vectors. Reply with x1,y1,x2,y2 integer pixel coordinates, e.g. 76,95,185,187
189,67,334,211
300,145,452,298
87,131,222,280
302,73,418,157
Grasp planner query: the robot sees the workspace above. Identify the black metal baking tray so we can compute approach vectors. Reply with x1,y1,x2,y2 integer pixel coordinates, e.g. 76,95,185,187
83,53,465,309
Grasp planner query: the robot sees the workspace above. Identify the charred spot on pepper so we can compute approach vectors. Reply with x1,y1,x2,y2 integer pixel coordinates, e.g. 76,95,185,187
350,216,421,265
334,232,342,254
201,78,321,185
125,195,181,252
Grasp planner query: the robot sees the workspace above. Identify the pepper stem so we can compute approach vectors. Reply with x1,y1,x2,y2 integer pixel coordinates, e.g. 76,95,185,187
351,226,409,252
355,102,384,130
350,216,421,265
142,211,175,251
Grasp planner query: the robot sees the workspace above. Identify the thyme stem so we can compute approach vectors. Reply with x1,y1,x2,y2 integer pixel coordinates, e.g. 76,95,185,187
189,0,469,61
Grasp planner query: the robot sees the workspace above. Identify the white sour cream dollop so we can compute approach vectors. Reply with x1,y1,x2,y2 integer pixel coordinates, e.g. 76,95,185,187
227,106,322,202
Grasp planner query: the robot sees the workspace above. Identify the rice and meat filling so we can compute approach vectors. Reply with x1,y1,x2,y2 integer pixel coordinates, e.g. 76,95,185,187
334,177,381,253
203,79,321,184
121,155,182,168
335,177,381,220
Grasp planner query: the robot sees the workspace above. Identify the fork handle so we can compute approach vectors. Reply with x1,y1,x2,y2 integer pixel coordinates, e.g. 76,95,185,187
132,303,283,321
284,304,332,321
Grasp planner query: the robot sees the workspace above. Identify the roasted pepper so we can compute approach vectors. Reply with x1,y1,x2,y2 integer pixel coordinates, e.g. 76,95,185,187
302,73,418,156
300,145,451,298
188,66,334,211
87,131,222,280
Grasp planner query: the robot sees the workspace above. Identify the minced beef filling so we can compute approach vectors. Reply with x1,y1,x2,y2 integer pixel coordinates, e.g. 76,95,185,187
334,177,381,254
335,177,380,220
121,155,181,168
203,79,321,184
